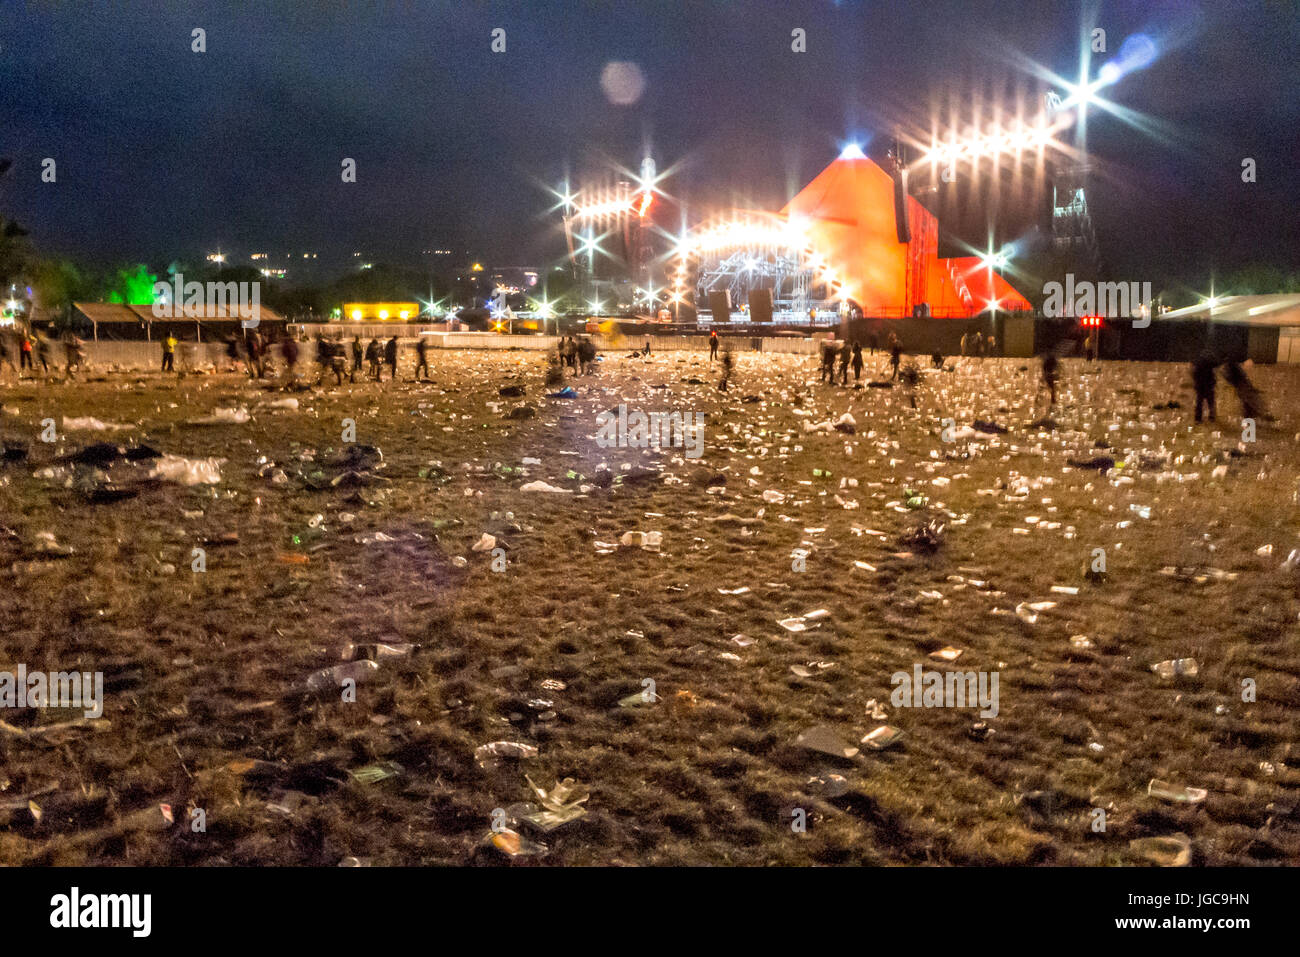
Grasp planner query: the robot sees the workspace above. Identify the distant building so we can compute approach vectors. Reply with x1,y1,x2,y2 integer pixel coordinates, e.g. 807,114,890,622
341,302,421,322
71,303,286,340
490,267,541,292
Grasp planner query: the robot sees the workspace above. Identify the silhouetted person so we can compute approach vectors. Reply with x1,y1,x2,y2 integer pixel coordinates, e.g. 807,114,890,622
351,336,363,377
851,342,863,382
1039,351,1060,407
414,336,430,380
384,335,398,381
819,340,838,384
1191,353,1218,423
888,334,902,380
709,330,719,362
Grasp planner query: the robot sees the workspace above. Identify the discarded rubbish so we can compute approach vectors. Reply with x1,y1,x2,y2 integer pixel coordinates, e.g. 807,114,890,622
808,771,850,797
861,726,904,750
1129,833,1192,867
186,406,250,425
519,480,571,493
305,659,380,693
349,762,403,785
475,741,540,765
618,688,660,707
472,533,497,552
619,530,663,551
518,775,590,832
488,827,548,859
1147,779,1207,804
62,416,132,431
930,647,962,662
795,725,859,759
147,454,225,486
1150,658,1199,680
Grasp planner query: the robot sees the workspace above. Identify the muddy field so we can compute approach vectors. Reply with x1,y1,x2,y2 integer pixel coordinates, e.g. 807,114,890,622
1,347,1297,866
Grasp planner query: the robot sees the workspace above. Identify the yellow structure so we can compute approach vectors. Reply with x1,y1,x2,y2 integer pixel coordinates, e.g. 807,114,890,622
342,302,420,321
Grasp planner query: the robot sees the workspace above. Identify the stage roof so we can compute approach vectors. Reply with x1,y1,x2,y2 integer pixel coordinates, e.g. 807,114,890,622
1159,295,1300,327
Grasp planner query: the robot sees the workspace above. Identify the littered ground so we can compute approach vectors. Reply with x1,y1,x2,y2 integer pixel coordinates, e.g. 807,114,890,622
1,347,1297,866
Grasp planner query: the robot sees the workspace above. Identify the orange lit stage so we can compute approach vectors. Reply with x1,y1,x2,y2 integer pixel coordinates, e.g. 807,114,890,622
780,149,1031,319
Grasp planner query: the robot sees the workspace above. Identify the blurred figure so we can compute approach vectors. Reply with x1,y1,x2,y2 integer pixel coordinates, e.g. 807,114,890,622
578,336,597,375
851,342,863,383
819,339,837,383
36,332,50,375
281,333,300,382
709,330,719,362
1222,360,1274,422
838,340,851,385
888,333,902,380
718,346,734,392
1191,352,1218,424
414,335,430,380
384,335,399,381
1038,351,1061,408
351,335,363,378
0,333,15,379
365,338,381,380
19,331,33,375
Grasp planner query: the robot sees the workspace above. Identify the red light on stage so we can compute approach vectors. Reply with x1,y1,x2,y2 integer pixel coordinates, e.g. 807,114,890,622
1080,314,1103,329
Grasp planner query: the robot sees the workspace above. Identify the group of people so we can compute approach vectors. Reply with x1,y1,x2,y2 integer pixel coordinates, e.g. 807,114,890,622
0,328,83,379
218,331,435,386
1191,353,1273,424
959,331,998,358
817,331,906,385
557,335,597,375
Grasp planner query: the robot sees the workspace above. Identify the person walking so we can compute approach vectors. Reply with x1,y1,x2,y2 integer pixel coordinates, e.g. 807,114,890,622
18,331,33,375
161,333,177,373
851,342,864,383
281,333,300,382
384,335,399,381
718,346,734,392
888,333,902,381
1191,353,1217,424
414,335,430,380
838,340,851,386
1039,351,1061,409
709,330,719,362
351,336,363,378
365,338,381,381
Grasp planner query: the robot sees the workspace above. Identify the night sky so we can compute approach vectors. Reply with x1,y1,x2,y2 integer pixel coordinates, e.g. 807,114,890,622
2,0,1297,290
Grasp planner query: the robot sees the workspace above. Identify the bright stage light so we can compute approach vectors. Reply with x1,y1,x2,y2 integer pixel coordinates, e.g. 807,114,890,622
838,143,867,161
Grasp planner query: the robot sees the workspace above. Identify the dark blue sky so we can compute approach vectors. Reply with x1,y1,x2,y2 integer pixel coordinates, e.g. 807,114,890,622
2,0,1296,287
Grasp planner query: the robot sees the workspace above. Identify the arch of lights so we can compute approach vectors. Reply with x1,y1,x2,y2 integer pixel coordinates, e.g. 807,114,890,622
673,213,846,323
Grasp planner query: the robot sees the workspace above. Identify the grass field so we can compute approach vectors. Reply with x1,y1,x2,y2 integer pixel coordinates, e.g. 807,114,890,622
1,348,1297,866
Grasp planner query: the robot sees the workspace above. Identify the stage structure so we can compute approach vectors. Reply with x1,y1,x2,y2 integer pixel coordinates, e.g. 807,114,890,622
676,145,1033,322
561,157,661,312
